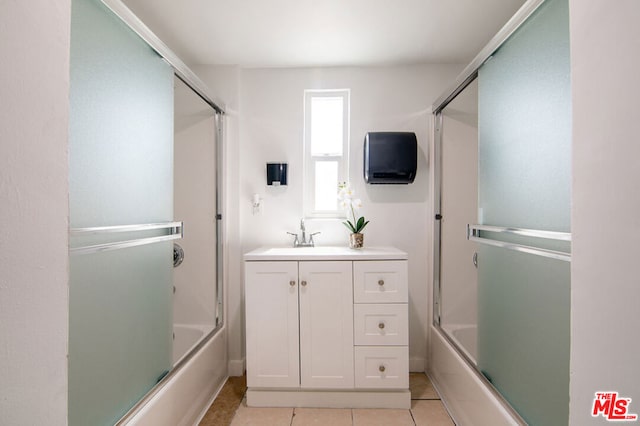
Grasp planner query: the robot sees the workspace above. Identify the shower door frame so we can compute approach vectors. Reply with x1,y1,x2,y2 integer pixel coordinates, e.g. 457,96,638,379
431,0,548,423
433,0,546,324
91,0,227,424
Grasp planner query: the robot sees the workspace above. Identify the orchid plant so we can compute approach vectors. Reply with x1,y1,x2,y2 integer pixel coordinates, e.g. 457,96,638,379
337,182,369,234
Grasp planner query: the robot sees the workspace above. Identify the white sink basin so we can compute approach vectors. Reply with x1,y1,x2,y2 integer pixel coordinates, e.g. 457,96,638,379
262,246,351,256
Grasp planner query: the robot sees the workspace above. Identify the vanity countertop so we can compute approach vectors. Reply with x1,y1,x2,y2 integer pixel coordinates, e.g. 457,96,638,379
244,246,408,261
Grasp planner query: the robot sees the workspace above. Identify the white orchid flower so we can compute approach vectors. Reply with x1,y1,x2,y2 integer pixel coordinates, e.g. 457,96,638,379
338,186,353,199
339,198,352,209
337,182,370,237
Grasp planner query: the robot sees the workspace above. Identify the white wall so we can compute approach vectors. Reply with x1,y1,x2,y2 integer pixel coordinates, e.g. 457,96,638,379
0,1,70,424
569,1,640,424
236,64,462,370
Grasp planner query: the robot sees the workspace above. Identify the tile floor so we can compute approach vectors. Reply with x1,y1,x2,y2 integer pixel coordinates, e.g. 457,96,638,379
200,373,455,426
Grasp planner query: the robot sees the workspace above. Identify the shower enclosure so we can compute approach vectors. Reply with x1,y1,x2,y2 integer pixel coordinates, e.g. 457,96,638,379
68,0,225,424
430,0,571,424
172,75,224,366
437,79,479,365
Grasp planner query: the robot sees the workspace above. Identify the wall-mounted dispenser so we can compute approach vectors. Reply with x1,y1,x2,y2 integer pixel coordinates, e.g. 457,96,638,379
363,132,417,184
252,193,261,215
266,163,288,186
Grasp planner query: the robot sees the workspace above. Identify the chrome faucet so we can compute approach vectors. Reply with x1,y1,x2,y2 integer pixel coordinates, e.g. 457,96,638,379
287,218,320,247
300,219,307,244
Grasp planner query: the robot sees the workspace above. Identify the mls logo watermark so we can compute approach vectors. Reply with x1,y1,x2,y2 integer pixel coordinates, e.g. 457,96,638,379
592,392,638,421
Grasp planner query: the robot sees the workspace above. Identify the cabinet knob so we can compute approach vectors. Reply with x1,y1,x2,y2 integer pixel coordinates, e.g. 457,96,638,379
378,322,385,330
301,280,307,286
289,280,296,287
379,365,386,373
378,279,385,286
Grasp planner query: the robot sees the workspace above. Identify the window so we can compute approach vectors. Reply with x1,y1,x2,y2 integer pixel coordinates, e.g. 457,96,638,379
303,89,349,217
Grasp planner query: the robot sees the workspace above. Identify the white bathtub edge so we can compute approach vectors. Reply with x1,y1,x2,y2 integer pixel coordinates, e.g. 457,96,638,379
192,371,229,425
126,327,228,426
427,325,522,426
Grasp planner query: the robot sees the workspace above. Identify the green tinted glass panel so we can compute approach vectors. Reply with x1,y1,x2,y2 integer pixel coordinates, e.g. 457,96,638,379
477,0,571,424
68,0,174,424
477,245,570,425
478,0,571,232
68,243,173,425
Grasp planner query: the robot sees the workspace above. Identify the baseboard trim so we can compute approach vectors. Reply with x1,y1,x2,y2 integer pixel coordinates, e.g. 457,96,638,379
228,358,245,377
410,356,425,372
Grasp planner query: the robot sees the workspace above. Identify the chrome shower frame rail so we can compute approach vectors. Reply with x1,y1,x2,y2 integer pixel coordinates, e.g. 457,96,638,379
467,224,571,262
70,222,183,255
101,0,225,115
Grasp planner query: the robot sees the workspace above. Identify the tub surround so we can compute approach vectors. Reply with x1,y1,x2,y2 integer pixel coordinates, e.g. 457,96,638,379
244,246,410,408
172,324,216,365
441,324,478,365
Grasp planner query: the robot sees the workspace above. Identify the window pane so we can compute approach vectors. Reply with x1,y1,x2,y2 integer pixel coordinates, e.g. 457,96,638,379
311,97,343,156
315,161,338,211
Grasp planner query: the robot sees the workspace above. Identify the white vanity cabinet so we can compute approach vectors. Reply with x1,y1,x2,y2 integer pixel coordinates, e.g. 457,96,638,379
245,260,353,389
244,247,410,409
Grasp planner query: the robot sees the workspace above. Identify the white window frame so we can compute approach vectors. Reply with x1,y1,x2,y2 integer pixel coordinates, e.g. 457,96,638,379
303,89,350,218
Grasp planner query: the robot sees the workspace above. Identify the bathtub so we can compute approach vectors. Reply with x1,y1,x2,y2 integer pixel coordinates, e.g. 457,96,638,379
173,323,215,365
428,325,525,425
118,326,228,426
441,324,478,365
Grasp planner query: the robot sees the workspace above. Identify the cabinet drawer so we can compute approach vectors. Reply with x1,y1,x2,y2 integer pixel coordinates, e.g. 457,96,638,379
354,304,408,346
354,346,408,389
353,261,408,303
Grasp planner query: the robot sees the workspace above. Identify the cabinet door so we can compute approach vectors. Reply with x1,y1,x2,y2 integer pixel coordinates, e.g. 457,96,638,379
299,261,354,388
245,261,299,388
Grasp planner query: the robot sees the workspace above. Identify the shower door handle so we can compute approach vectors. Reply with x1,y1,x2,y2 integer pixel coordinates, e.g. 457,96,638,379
174,243,185,267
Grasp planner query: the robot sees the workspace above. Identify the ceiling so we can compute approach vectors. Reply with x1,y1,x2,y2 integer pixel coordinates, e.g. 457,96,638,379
122,0,526,68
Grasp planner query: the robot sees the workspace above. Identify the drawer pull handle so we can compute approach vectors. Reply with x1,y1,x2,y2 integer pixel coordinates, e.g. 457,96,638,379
378,279,385,286
289,280,296,287
301,280,307,286
378,322,385,330
379,365,386,373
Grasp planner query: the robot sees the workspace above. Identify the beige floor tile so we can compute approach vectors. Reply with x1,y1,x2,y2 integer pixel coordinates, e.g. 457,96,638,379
353,408,415,426
230,401,294,426
199,376,247,426
411,400,454,426
410,373,439,400
292,407,352,426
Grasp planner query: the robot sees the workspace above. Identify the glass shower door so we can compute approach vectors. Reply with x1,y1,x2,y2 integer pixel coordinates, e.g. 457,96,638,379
439,79,479,363
172,76,219,364
68,0,175,424
475,0,571,424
